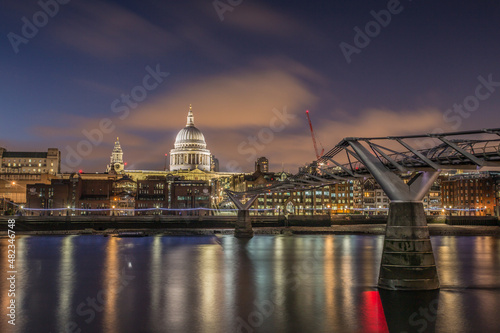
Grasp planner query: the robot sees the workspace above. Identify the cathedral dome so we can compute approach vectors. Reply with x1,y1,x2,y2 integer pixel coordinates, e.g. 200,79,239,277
174,106,207,149
169,105,212,172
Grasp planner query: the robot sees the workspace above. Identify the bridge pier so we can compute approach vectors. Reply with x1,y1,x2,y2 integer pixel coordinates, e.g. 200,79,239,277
235,210,254,238
379,202,439,290
347,140,441,290
226,191,260,239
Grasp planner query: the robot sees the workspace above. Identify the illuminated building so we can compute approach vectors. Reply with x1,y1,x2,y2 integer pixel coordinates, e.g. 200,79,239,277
111,175,137,216
422,179,442,215
0,147,61,207
169,105,212,172
106,137,125,174
25,178,69,215
170,180,211,215
441,172,498,216
0,147,60,175
26,173,116,216
211,155,219,172
136,176,172,214
228,168,355,215
255,157,269,172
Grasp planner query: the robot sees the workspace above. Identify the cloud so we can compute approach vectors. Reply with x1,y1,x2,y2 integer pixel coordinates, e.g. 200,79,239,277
316,108,450,145
221,2,302,36
51,0,176,59
208,107,453,172
32,65,453,173
122,59,320,131
310,108,454,164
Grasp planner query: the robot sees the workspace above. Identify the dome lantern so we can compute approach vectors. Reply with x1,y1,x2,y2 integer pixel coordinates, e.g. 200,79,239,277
187,104,195,127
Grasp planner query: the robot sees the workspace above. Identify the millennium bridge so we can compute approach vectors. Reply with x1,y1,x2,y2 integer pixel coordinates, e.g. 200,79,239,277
226,128,500,290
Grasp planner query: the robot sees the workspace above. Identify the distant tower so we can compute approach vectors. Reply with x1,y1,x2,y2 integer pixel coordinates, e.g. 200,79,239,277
211,155,219,172
255,157,269,172
106,137,125,173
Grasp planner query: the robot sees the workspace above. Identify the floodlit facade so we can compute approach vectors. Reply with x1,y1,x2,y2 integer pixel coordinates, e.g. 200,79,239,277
106,137,125,174
169,105,212,172
0,147,61,207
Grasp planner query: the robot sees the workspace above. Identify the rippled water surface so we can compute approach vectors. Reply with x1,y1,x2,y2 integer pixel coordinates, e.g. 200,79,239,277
0,234,499,333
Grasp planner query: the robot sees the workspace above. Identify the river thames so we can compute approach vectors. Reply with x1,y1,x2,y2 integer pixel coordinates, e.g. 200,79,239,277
1,234,499,333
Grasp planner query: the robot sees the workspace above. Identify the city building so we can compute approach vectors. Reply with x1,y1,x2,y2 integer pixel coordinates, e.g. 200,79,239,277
169,105,212,172
122,105,236,197
255,157,269,172
227,167,356,215
0,147,60,175
111,175,137,216
170,180,211,215
441,172,498,216
136,175,171,214
19,109,500,219
211,155,219,172
422,178,442,215
26,173,118,216
0,147,61,207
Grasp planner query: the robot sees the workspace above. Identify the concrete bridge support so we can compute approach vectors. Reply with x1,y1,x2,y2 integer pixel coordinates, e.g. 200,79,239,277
380,201,439,290
235,210,254,238
226,192,260,238
348,140,441,290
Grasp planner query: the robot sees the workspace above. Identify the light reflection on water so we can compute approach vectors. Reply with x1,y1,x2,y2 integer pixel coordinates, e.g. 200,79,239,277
0,235,499,333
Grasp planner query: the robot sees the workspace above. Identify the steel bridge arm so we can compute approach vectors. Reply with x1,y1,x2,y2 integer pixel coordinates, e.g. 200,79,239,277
394,138,444,170
347,140,440,202
225,190,260,211
437,137,485,167
368,142,409,173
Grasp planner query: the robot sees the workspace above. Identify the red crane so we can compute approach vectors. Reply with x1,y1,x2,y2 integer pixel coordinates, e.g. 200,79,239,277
306,110,324,160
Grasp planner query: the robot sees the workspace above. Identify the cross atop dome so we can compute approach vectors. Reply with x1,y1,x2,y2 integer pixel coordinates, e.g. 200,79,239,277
187,104,195,127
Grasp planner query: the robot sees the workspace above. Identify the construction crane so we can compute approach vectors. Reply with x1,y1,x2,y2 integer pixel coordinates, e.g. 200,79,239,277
305,110,324,160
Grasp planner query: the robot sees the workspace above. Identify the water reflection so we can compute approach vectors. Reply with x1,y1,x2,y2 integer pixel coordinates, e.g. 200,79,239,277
0,235,499,333
102,237,122,333
379,290,439,333
0,236,28,333
56,235,75,332
148,236,162,330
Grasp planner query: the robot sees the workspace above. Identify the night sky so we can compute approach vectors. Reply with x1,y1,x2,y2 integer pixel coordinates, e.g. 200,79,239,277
1,0,500,173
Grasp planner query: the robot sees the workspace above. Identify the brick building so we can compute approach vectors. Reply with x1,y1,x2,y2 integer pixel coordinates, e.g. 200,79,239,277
136,176,171,215
441,172,498,216
170,180,211,215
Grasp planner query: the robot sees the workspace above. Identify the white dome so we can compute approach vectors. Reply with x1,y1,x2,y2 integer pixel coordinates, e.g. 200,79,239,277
169,105,212,172
174,126,206,148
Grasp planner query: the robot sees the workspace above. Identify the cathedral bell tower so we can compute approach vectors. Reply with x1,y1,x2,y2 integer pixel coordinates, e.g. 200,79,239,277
106,137,125,174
